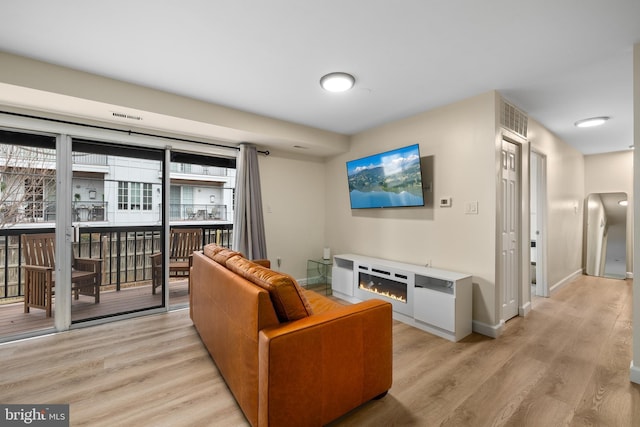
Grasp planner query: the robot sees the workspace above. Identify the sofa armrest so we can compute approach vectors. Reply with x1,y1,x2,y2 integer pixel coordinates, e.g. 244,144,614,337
258,299,392,427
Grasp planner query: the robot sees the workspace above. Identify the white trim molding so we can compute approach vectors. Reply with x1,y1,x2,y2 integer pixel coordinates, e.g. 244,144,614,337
519,301,531,317
472,320,504,338
630,361,640,384
549,269,583,295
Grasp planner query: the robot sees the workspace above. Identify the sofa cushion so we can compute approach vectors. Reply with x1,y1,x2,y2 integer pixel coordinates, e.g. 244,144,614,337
226,256,313,322
203,243,243,265
212,248,243,265
303,289,345,315
203,243,226,260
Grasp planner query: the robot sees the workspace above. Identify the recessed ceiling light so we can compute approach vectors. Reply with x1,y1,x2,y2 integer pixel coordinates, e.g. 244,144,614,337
320,72,355,92
619,200,628,207
574,116,610,128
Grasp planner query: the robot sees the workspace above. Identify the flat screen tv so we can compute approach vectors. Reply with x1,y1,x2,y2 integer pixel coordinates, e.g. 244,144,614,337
346,144,425,209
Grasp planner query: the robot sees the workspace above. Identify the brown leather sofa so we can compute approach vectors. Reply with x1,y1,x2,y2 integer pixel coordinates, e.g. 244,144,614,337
190,244,393,427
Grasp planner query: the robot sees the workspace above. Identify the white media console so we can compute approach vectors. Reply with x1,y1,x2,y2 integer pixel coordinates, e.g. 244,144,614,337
332,254,473,342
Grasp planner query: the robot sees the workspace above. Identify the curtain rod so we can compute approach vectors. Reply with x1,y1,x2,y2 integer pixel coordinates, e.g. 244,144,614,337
0,110,270,155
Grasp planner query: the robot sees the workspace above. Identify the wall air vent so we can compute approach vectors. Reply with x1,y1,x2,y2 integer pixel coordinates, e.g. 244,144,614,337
112,111,143,121
500,100,528,138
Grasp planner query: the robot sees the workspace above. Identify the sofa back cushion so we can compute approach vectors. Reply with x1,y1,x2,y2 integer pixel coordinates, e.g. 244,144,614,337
203,244,243,265
203,243,225,259
226,256,313,322
213,249,243,265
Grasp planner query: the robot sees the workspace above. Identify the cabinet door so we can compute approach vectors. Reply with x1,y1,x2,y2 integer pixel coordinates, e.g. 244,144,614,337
332,267,354,296
414,287,455,332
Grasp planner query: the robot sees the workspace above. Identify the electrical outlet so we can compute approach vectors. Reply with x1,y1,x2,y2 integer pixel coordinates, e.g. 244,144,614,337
440,197,452,207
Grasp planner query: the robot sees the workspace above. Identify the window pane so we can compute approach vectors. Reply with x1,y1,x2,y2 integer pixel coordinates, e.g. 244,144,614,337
72,140,164,324
143,183,152,211
0,133,57,338
131,182,141,210
118,181,128,210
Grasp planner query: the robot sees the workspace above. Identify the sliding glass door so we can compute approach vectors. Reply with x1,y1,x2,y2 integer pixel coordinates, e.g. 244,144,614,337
0,113,237,342
70,139,165,323
166,151,236,309
0,129,57,338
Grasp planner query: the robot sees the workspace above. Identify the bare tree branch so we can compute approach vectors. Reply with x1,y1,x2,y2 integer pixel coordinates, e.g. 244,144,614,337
0,143,56,228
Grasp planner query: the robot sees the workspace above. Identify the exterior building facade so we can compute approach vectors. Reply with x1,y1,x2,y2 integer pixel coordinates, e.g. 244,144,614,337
1,144,235,227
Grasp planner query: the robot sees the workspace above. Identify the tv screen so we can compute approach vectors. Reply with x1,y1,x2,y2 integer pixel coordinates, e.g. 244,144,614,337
346,144,425,209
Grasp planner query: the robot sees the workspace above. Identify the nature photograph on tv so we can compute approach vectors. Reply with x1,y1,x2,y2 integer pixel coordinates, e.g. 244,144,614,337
346,144,425,209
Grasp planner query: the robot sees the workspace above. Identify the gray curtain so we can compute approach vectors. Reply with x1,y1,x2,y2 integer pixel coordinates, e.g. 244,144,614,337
233,143,268,259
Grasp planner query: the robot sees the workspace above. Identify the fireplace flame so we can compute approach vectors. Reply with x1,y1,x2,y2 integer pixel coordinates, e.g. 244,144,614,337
358,283,407,303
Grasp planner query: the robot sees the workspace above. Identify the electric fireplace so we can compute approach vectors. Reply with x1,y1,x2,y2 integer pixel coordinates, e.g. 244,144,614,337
358,272,407,302
353,264,414,317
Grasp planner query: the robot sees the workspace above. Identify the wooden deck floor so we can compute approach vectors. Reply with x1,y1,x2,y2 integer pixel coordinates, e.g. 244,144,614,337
0,280,189,338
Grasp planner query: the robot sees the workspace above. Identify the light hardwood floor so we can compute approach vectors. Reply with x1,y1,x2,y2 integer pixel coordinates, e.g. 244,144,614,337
0,275,638,426
0,280,190,338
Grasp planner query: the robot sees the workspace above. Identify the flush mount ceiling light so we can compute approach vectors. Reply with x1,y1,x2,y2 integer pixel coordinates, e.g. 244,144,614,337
320,72,355,92
574,116,610,128
619,200,628,207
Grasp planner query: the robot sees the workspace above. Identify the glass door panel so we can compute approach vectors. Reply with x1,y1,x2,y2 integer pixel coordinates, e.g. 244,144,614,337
0,130,56,338
167,153,236,308
71,139,165,323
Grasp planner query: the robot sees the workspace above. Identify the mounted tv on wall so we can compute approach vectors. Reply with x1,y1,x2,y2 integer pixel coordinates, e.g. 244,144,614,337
346,144,425,209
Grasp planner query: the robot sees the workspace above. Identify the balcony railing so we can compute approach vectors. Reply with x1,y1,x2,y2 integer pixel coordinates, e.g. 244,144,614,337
0,149,107,166
170,163,229,177
0,224,233,300
73,152,108,166
72,201,108,222
168,204,229,221
0,201,109,223
0,201,230,224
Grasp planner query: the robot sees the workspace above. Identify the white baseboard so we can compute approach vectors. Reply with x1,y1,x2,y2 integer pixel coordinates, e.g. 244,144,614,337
549,269,583,295
519,301,531,317
630,361,640,384
472,320,504,338
626,272,633,279
331,290,360,304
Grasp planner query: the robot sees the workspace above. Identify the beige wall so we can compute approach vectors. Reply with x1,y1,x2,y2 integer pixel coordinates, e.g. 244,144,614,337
585,150,633,193
584,194,607,276
528,118,585,289
631,42,640,383
325,92,500,326
584,150,634,274
259,151,327,279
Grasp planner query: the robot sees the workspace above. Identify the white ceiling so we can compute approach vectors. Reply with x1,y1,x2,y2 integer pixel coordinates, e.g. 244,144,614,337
0,1,638,155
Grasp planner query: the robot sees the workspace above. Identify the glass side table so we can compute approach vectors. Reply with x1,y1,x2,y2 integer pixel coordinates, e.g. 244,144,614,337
306,258,333,296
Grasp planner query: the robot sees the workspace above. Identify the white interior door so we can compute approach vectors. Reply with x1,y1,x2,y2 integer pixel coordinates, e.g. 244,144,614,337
501,140,520,320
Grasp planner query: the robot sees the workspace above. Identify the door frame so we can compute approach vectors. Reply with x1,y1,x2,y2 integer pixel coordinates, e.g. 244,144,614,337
495,130,531,327
499,138,521,322
531,150,549,297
